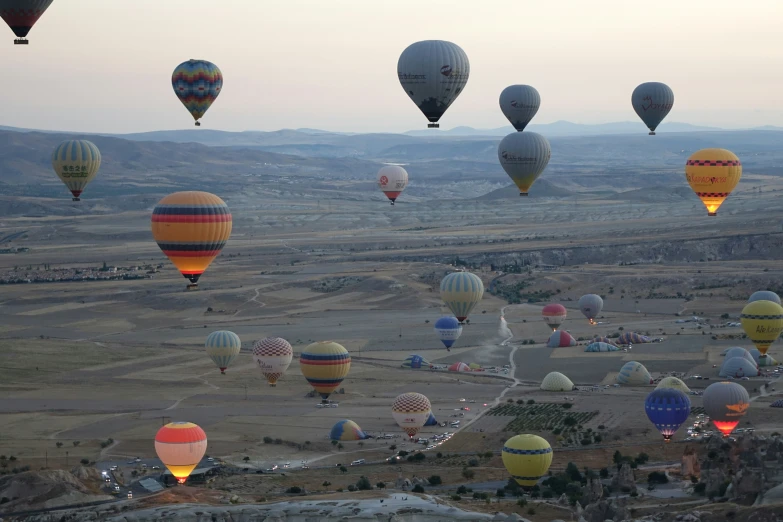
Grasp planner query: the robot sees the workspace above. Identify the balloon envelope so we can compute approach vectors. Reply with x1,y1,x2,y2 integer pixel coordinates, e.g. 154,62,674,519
440,271,484,323
617,361,652,385
154,422,207,484
685,148,742,216
499,85,540,131
51,140,101,201
631,82,674,134
0,0,53,42
392,392,431,438
299,341,351,401
749,291,781,305
205,330,241,374
252,337,293,386
578,294,603,323
330,420,370,441
434,316,462,348
401,354,431,369
541,303,567,331
498,132,551,196
740,300,783,357
377,165,408,204
656,376,691,394
172,59,223,126
151,191,232,288
644,388,691,441
502,434,553,487
702,381,750,437
397,40,469,127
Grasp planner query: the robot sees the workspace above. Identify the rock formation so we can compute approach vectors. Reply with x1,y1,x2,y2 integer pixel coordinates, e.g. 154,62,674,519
610,462,636,492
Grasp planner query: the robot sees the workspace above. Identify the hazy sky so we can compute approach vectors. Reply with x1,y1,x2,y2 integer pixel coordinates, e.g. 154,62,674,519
4,0,783,134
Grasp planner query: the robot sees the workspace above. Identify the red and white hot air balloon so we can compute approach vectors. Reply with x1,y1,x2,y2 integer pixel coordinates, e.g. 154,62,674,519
252,337,294,386
154,422,207,485
377,165,408,206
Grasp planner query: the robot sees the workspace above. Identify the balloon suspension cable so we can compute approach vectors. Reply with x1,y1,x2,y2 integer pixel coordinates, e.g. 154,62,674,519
14,38,28,45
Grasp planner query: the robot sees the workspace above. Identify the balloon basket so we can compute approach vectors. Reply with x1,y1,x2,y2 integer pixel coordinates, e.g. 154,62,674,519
72,197,80,202
427,123,439,128
186,283,199,291
14,39,28,45
648,131,656,135
519,193,529,197
195,121,201,127
707,212,717,217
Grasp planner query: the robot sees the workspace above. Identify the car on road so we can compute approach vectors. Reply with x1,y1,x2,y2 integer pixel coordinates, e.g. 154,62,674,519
152,465,160,470
350,459,365,466
110,465,118,471
282,462,290,468
127,491,133,499
126,460,135,464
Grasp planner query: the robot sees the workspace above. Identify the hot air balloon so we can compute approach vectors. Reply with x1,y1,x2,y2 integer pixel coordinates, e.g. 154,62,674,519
252,337,293,386
397,40,469,128
631,82,674,135
205,330,241,374
434,316,462,350
172,59,223,127
377,165,408,205
685,148,742,216
749,291,781,305
151,191,232,290
702,381,750,437
617,361,653,385
300,341,351,402
0,0,53,45
440,271,484,324
498,132,551,196
541,303,567,331
154,422,207,485
644,388,691,442
656,376,691,394
578,294,603,324
499,85,540,132
540,372,574,391
502,434,553,487
330,420,371,441
740,300,783,357
391,392,431,439
51,140,101,201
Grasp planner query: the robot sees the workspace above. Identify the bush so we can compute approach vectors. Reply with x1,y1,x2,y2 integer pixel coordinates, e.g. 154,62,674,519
436,452,443,458
600,467,609,479
594,435,602,443
347,484,356,492
412,484,425,493
263,436,273,443
80,458,89,465
274,438,282,444
527,507,537,515
516,399,525,404
468,458,479,467
376,482,385,489
286,486,302,494
484,451,494,459
581,438,592,446
0,497,8,504
630,491,639,497
356,476,372,490
339,466,347,473
472,492,489,500
527,399,535,405
451,494,461,500
496,488,505,497
462,468,475,479
517,498,527,507
457,485,467,494
428,475,442,485
561,403,573,409
563,416,577,426
648,471,668,484
635,452,649,465
322,481,331,487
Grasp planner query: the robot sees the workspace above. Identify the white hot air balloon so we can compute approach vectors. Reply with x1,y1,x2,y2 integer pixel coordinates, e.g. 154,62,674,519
498,132,551,196
377,165,409,206
499,85,540,132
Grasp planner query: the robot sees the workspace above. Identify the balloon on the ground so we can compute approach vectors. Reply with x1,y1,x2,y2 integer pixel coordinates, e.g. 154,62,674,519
749,291,781,305
740,300,783,357
617,332,652,344
656,376,691,394
448,361,470,372
299,341,351,401
541,303,567,331
205,330,241,374
401,354,431,369
0,0,54,44
151,191,232,290
584,342,619,352
392,392,431,439
685,148,742,216
397,40,469,128
547,330,576,348
172,59,223,126
377,165,408,205
252,337,293,386
499,85,540,131
434,316,462,349
722,347,757,366
578,294,603,324
644,388,691,442
540,372,574,391
51,140,101,201
719,357,760,378
498,131,551,196
502,434,553,487
154,422,207,485
617,361,653,385
440,271,484,323
592,336,617,346
631,82,674,135
749,348,779,366
702,381,750,437
424,411,439,426
330,420,370,441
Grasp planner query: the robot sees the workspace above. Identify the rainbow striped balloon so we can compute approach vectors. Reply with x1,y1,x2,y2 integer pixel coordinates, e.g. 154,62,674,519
330,419,370,441
205,330,241,374
154,422,207,485
150,191,232,289
172,59,223,126
300,341,351,401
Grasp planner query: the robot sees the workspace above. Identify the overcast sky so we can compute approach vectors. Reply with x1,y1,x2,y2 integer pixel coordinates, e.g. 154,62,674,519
4,0,782,134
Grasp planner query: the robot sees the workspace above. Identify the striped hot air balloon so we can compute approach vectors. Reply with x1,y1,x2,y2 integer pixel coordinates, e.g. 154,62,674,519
151,191,232,290
172,59,223,126
644,388,691,442
392,392,431,439
440,271,484,323
330,420,370,441
541,303,567,331
685,148,741,216
502,434,553,487
154,422,207,485
205,330,241,374
0,0,54,45
740,300,783,357
252,337,293,386
51,140,101,201
300,341,351,402
434,316,462,350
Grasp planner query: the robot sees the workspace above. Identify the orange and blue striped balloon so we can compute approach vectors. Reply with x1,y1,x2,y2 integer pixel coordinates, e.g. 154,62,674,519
300,341,351,401
172,59,223,126
151,191,232,289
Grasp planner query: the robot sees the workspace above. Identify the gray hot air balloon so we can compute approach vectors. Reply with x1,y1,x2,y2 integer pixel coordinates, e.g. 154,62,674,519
497,132,551,196
631,82,674,135
749,290,781,305
397,40,469,128
578,294,603,324
499,85,540,132
702,381,750,437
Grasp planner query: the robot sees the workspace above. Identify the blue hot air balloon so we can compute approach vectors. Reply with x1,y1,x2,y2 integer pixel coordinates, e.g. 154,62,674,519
425,412,439,426
644,388,691,442
434,316,463,350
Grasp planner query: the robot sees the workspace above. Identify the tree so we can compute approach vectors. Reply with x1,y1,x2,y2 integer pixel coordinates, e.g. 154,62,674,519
331,440,338,447
613,450,623,464
356,476,372,490
599,467,609,479
243,456,250,462
72,441,80,447
337,443,344,450
80,458,89,465
428,475,442,485
412,484,425,493
462,468,475,480
376,482,385,489
339,466,347,473
358,442,364,448
496,488,505,498
56,442,63,448
565,462,582,482
322,481,331,487
263,436,273,443
517,498,527,507
456,485,467,494
389,445,397,451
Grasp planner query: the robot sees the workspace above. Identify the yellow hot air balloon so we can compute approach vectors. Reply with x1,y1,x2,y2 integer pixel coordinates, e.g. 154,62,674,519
740,300,783,357
300,341,351,402
151,191,232,290
205,330,241,374
440,271,484,324
502,434,553,487
685,148,741,216
51,140,101,201
154,422,207,485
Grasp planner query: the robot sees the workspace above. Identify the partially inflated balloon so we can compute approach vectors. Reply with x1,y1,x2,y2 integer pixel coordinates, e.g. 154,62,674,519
644,388,691,442
0,0,53,44
392,392,431,439
205,330,241,374
51,140,101,201
300,341,351,402
631,82,674,135
498,132,551,196
434,316,462,349
740,300,783,357
172,59,223,126
702,382,749,437
377,165,408,205
685,149,741,216
502,434,553,487
749,291,781,305
440,271,484,323
252,337,293,386
499,85,540,132
578,294,603,324
154,422,207,485
151,191,232,290
542,303,567,331
397,40,469,128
